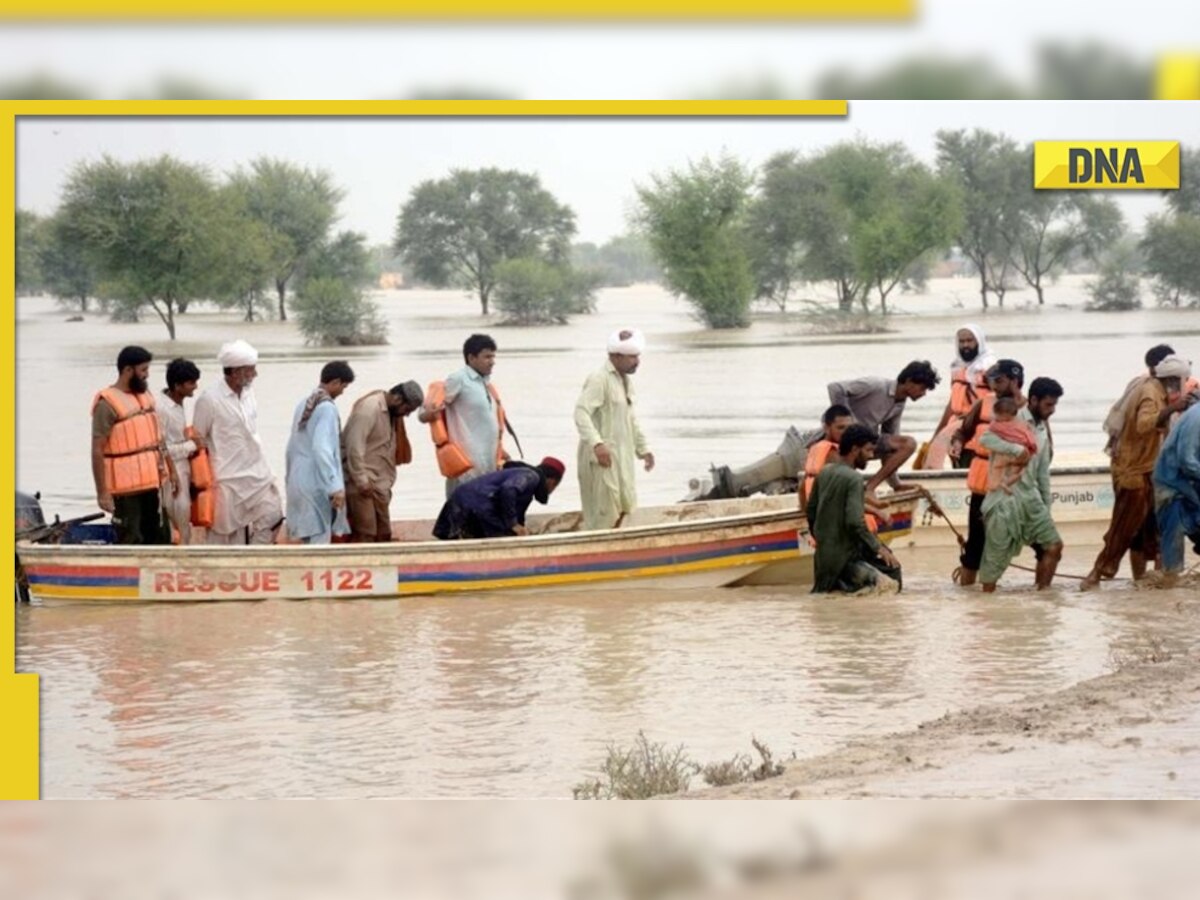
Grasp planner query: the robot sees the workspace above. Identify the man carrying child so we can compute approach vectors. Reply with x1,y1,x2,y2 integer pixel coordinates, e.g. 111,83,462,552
977,377,1066,593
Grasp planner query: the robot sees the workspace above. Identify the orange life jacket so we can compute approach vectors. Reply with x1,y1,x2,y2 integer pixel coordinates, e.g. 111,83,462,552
190,486,214,528
92,387,164,496
185,425,212,490
425,379,506,479
803,440,879,538
965,395,996,495
949,368,991,417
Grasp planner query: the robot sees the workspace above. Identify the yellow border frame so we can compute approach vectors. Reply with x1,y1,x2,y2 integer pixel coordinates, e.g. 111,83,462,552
2,1,912,20
1,98,846,799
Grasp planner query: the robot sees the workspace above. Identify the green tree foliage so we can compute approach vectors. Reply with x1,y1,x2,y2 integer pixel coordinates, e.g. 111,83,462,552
492,257,597,325
1002,145,1125,305
301,230,374,288
814,56,1021,100
58,155,228,339
749,142,960,314
228,157,344,321
207,185,283,322
636,155,755,329
571,234,662,287
1033,42,1153,100
38,211,99,311
1085,238,1143,311
1166,147,1200,217
937,128,1026,309
394,168,576,315
1142,213,1200,309
15,209,45,296
292,277,387,346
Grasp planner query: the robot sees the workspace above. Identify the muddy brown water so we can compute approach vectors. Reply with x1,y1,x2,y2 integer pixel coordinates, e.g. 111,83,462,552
15,279,1200,797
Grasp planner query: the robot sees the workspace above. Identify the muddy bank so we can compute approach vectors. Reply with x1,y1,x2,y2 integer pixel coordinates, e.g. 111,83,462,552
697,597,1200,799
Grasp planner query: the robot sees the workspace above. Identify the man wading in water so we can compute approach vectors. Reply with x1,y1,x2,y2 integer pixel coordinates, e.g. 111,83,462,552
806,424,902,594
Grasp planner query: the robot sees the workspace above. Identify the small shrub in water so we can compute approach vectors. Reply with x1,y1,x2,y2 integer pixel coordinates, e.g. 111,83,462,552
572,731,700,799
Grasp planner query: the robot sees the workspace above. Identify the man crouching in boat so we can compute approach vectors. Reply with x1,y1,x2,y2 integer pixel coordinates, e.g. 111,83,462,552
433,457,565,540
806,424,902,594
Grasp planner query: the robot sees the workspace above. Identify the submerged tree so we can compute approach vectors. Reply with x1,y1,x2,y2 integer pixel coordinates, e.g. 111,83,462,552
395,167,576,316
636,154,755,329
749,142,959,314
1000,144,1124,305
492,257,597,325
936,128,1025,310
58,154,227,339
292,277,386,346
38,210,99,311
228,157,344,321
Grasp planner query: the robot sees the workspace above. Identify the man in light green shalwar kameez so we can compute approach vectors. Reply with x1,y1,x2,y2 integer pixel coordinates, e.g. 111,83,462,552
574,329,655,531
978,377,1065,591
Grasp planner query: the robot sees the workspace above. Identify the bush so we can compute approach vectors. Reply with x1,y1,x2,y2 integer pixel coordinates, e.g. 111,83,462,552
292,276,387,346
572,732,699,799
573,733,786,799
1085,268,1142,311
493,257,596,325
1085,238,1143,311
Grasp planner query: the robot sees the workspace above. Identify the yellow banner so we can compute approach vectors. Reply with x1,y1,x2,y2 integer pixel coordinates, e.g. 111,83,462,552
0,0,913,19
1033,141,1180,190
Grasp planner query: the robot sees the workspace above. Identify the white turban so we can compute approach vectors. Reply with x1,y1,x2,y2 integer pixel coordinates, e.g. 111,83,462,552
217,339,258,368
1154,354,1191,381
607,328,645,356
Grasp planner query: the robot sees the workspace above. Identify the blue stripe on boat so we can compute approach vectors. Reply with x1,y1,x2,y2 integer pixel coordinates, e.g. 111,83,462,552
396,536,799,584
26,573,140,587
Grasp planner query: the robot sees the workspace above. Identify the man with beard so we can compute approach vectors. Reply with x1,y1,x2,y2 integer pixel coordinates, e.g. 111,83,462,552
978,377,1065,592
574,328,655,531
1081,354,1192,589
91,345,177,544
924,324,997,470
951,359,1026,587
341,380,424,542
193,339,284,545
433,457,565,540
806,424,902,593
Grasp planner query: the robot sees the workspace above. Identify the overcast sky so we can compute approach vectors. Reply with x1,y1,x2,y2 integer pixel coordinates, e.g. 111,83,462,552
0,0,1192,101
17,102,1194,246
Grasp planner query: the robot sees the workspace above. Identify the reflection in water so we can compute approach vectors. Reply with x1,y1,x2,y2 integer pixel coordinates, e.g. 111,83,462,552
16,279,1200,797
16,566,1196,798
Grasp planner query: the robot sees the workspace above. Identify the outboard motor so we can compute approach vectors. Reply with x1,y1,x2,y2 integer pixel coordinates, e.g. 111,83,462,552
16,490,46,535
15,491,45,603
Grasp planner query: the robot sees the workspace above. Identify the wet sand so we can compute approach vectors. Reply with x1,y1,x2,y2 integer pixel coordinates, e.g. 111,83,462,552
698,577,1200,799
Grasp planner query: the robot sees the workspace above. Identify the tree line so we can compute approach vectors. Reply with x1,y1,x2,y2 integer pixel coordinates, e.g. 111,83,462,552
16,135,1197,342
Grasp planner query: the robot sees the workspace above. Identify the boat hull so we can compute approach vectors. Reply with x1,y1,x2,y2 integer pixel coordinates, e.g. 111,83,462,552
18,494,917,604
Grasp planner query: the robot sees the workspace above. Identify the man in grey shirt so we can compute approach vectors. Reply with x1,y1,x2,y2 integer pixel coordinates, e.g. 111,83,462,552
827,360,941,495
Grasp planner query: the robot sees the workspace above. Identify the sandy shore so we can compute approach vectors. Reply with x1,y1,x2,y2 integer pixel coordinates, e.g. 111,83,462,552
697,593,1200,799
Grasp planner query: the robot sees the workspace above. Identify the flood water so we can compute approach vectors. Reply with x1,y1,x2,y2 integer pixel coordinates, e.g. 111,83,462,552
15,277,1200,797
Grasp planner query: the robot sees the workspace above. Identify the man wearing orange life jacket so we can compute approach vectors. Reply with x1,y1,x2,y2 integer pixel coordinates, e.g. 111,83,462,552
91,345,177,545
924,325,996,470
798,405,888,533
157,358,203,544
419,333,509,499
951,359,1025,587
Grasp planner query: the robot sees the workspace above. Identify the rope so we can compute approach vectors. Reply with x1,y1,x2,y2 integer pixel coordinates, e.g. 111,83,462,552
918,487,1093,583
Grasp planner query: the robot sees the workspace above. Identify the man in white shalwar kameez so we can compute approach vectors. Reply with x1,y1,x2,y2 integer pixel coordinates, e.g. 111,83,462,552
285,361,354,544
193,340,284,545
574,329,655,531
156,358,202,544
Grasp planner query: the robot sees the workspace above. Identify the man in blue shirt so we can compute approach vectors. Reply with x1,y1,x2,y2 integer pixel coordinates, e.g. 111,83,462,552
433,458,565,540
1154,402,1200,583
